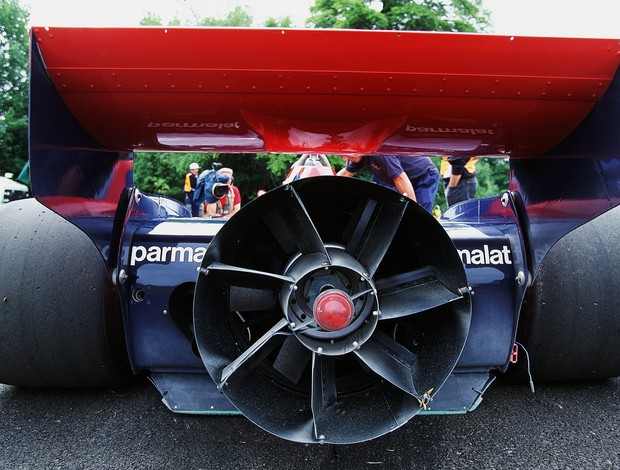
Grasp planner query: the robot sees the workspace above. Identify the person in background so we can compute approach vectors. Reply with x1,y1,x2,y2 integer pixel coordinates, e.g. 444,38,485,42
216,167,241,218
183,162,201,217
200,162,227,217
440,156,478,207
337,155,440,213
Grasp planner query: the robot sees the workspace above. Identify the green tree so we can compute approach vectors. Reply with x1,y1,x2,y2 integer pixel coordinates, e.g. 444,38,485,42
197,6,252,27
307,0,389,29
133,153,205,200
0,0,29,175
141,5,252,27
139,12,164,26
254,153,300,186
306,0,490,32
307,0,490,32
264,16,294,28
476,157,510,198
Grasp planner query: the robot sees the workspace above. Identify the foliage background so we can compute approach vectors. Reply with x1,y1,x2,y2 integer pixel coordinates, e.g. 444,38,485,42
0,0,29,177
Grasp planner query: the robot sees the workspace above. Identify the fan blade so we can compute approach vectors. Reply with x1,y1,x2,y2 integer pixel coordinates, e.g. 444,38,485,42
354,329,420,398
273,334,312,384
219,317,289,390
311,353,339,441
263,186,330,261
376,266,464,320
228,286,278,312
344,198,407,278
203,262,294,288
202,262,294,312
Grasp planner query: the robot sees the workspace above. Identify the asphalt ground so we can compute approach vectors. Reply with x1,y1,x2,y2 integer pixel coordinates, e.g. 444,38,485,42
1,376,618,469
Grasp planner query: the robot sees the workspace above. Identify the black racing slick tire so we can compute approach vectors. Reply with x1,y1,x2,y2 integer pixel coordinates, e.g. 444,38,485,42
0,199,135,388
514,205,620,381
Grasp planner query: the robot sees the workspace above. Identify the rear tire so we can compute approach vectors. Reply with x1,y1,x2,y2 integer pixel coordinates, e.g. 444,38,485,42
513,205,620,381
0,199,135,387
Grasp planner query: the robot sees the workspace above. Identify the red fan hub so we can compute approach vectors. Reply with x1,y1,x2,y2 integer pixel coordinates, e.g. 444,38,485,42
313,289,354,332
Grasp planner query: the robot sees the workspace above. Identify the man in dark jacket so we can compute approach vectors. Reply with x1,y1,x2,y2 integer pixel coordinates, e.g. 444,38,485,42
338,155,440,213
440,156,478,207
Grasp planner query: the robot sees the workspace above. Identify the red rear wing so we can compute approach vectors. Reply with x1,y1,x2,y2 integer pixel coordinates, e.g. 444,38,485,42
32,27,620,156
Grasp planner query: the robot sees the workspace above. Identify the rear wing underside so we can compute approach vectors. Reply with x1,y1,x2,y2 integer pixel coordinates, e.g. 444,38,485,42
31,27,620,157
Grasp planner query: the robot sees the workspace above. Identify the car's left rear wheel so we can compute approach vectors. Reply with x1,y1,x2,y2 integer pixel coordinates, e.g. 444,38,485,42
0,199,135,387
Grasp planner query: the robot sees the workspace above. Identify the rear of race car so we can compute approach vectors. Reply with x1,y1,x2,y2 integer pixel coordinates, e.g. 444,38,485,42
0,27,619,444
